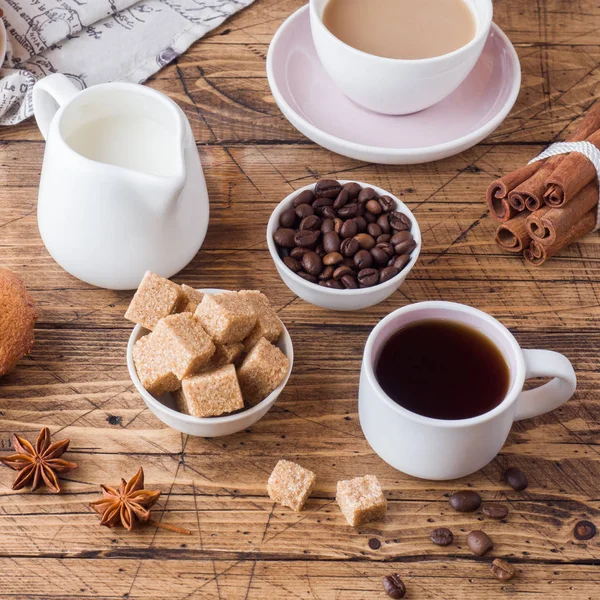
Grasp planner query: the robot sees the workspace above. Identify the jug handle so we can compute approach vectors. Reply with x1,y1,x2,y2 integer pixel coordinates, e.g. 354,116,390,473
33,74,79,140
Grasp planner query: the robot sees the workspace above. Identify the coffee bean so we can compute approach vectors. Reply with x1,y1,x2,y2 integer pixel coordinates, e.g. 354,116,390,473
382,574,406,599
430,527,453,546
338,203,359,219
379,266,399,283
274,228,296,248
283,256,301,272
466,530,493,556
333,218,343,233
315,244,325,257
299,215,321,231
377,214,391,234
280,208,297,228
325,279,344,289
504,467,528,491
390,231,413,246
377,234,391,244
366,199,383,215
312,196,334,211
341,274,358,289
354,249,373,269
358,268,379,287
364,211,377,224
394,239,417,255
290,247,310,259
340,237,359,257
294,229,320,248
482,504,509,520
318,280,327,287
340,219,358,239
333,189,349,210
297,271,318,284
319,206,337,220
292,189,314,207
574,520,596,541
370,246,389,266
354,215,367,232
389,211,412,231
354,233,376,250
343,181,362,199
490,559,515,581
333,265,354,280
295,203,314,219
358,187,378,203
391,254,411,271
302,251,322,276
449,490,482,512
315,179,342,198
378,195,396,212
368,223,383,238
376,242,395,258
323,252,343,266
323,231,341,254
321,218,334,233
319,265,334,280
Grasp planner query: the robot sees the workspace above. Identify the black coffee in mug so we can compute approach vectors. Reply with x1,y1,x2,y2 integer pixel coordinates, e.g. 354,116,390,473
375,319,510,420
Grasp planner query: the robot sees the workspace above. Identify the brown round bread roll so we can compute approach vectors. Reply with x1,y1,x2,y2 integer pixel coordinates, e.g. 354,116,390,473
0,269,38,377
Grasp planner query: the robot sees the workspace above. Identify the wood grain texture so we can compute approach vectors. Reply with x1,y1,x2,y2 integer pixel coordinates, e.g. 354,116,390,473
0,0,599,597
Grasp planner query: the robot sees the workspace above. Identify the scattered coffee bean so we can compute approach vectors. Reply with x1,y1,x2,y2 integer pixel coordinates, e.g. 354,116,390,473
382,574,406,599
315,179,342,198
358,268,379,287
466,530,493,556
283,256,301,273
292,189,314,207
430,527,453,546
368,538,381,550
504,467,528,491
449,490,482,512
490,559,515,581
482,504,509,520
325,279,344,289
274,181,417,290
574,520,596,541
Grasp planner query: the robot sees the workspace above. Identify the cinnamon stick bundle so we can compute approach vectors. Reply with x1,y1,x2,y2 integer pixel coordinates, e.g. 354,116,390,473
486,163,538,221
495,213,531,252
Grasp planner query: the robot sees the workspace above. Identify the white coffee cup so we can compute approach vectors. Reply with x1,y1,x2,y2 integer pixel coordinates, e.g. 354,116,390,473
310,0,493,115
359,301,576,480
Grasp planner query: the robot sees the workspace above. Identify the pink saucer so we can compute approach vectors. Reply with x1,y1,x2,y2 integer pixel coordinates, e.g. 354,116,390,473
266,6,521,165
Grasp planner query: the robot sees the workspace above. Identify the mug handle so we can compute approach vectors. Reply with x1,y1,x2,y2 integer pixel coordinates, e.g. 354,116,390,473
32,74,79,140
514,349,576,421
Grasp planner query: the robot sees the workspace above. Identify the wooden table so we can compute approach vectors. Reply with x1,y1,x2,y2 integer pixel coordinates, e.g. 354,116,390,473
1,0,599,597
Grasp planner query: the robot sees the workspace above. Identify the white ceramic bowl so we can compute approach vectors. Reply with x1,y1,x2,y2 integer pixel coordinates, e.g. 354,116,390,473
267,181,421,310
127,289,294,437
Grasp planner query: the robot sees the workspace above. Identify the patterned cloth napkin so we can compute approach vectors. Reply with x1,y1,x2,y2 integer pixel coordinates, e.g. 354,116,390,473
0,0,254,125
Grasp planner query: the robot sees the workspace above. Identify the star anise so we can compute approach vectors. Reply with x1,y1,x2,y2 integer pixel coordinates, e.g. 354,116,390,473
90,467,190,534
0,427,78,493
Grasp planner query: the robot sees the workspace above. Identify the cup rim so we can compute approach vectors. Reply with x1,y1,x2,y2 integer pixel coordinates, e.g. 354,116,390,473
362,301,526,428
266,180,422,297
309,0,493,65
126,288,294,427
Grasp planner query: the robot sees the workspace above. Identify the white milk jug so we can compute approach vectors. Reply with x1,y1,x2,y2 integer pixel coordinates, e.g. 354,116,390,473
32,74,209,290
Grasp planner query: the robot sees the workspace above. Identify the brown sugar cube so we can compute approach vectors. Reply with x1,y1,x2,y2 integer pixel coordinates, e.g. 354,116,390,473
125,271,184,330
237,337,290,406
175,364,244,418
212,342,244,367
239,290,284,351
336,475,387,527
153,313,215,379
194,292,257,344
179,285,205,313
132,334,179,396
267,460,316,512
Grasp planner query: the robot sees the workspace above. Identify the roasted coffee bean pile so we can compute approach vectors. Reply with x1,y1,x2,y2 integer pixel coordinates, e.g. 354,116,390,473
273,180,416,289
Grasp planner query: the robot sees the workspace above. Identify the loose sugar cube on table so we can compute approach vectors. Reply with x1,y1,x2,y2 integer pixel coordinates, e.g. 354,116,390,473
336,475,387,527
132,334,179,396
180,285,205,313
175,364,244,418
267,460,316,512
237,337,289,406
153,313,215,379
239,290,283,351
194,292,257,344
125,271,184,331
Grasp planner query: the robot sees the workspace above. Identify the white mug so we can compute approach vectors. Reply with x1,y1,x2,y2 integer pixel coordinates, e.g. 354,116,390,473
359,301,576,480
310,0,493,115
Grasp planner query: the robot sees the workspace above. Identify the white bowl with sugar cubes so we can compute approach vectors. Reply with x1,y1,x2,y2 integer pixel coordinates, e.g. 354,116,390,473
125,272,293,436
